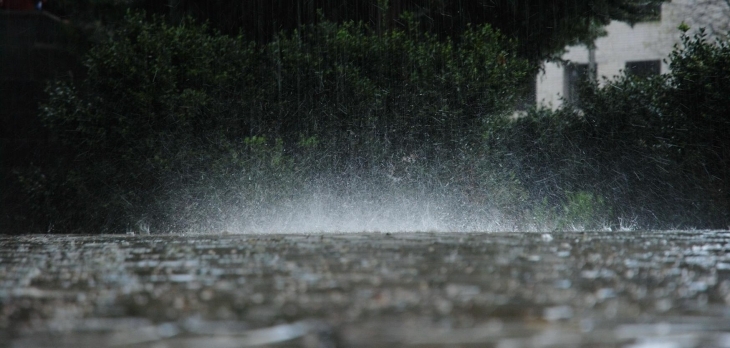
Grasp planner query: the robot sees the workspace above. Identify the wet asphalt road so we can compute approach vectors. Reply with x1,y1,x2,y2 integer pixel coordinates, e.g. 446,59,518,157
2,231,730,347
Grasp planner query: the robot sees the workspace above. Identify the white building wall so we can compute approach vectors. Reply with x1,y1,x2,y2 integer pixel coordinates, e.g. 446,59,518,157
536,62,564,109
536,0,730,110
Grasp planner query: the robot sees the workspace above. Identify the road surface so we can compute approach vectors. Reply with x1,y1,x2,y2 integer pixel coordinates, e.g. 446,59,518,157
2,231,730,347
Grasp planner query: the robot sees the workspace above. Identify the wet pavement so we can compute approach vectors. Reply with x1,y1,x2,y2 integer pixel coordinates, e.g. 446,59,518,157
2,231,730,347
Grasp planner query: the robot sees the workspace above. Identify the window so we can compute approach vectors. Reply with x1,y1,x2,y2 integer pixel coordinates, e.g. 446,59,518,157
625,60,661,78
564,63,596,106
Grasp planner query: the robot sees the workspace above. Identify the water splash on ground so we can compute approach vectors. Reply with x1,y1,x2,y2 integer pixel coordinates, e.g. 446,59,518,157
224,190,510,233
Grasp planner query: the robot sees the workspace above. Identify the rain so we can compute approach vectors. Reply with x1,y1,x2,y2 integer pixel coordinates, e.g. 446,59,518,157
2,0,730,347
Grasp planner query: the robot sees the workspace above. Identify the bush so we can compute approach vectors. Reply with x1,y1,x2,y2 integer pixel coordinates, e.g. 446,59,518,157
32,11,532,233
37,12,276,232
488,29,730,229
29,11,730,232
267,16,531,164
580,28,730,228
663,28,730,223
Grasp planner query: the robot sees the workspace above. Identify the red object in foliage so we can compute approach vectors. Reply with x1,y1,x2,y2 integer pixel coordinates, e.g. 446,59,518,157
1,0,44,11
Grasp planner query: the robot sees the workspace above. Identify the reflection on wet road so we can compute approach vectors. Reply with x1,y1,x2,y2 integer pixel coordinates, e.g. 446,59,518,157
2,231,730,347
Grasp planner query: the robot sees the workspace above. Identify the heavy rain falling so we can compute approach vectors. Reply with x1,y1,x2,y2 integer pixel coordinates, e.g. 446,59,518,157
1,0,730,347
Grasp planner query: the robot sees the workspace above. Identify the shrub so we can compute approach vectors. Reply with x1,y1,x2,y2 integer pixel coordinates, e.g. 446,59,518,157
266,16,531,166
34,11,532,233
38,12,272,232
663,28,730,224
488,29,730,229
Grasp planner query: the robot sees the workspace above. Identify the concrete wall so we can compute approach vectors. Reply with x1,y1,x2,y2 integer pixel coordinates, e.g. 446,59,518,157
536,0,730,109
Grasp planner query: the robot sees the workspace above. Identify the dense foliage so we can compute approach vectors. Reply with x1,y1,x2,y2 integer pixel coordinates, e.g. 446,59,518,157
488,28,730,229
46,0,667,63
13,11,730,233
35,14,263,232
26,12,530,232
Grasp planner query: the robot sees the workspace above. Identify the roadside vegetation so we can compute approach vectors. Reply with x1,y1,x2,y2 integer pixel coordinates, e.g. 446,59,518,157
493,27,730,229
9,7,730,233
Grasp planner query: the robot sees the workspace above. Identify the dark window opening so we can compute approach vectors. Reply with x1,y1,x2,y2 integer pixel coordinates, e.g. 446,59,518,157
625,60,661,78
564,63,595,106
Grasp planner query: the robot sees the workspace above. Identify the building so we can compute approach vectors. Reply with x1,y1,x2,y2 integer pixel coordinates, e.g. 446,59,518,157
536,0,730,109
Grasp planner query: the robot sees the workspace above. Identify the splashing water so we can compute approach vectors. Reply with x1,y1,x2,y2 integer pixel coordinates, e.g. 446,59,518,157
224,190,511,234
